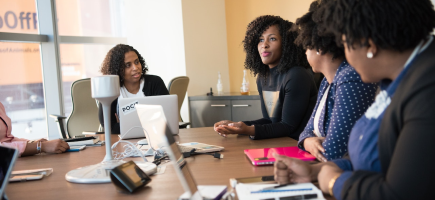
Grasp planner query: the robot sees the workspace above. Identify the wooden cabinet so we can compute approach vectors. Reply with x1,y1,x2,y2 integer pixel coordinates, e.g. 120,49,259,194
189,93,263,127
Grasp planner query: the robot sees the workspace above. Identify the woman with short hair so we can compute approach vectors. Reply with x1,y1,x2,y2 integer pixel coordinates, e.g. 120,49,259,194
294,1,377,161
274,0,435,199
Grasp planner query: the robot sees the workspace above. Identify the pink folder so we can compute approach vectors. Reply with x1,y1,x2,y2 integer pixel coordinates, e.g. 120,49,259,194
244,146,316,166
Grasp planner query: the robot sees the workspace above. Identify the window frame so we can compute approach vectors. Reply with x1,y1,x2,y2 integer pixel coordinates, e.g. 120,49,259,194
0,0,126,139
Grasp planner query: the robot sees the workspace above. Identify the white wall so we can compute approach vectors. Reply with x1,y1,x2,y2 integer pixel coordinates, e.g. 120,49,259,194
124,0,189,121
181,0,230,96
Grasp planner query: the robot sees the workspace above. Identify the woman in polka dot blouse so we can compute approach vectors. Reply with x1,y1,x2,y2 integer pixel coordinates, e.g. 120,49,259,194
293,1,378,161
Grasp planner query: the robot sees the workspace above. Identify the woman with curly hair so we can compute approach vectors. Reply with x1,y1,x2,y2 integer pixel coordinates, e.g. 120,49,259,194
294,1,377,162
98,44,168,134
274,0,435,199
214,15,318,140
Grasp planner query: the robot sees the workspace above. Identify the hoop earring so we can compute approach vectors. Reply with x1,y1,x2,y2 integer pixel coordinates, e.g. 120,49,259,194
367,52,373,59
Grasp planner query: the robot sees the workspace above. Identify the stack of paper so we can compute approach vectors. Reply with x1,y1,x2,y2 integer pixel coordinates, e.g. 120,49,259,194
236,182,325,200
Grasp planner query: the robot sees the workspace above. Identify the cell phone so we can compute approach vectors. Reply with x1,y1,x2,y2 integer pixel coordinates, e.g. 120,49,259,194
67,145,86,152
9,174,44,182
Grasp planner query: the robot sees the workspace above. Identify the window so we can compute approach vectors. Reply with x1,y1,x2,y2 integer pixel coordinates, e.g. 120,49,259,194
0,0,127,139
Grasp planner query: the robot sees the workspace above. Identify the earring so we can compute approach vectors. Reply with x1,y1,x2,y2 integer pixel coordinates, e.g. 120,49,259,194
367,52,373,59
317,51,320,55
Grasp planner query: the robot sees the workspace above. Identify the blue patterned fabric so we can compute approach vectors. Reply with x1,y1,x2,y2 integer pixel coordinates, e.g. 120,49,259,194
298,61,378,160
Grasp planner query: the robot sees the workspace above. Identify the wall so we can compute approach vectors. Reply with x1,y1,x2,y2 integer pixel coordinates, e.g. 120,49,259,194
124,0,190,121
181,0,231,96
225,0,312,92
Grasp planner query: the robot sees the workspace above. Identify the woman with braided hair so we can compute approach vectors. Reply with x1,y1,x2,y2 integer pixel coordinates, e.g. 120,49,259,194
214,15,318,140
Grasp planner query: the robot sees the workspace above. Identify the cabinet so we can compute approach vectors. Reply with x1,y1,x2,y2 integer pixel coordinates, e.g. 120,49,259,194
189,92,263,127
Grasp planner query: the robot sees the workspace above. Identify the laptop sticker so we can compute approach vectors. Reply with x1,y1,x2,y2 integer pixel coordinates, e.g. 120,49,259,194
121,100,139,115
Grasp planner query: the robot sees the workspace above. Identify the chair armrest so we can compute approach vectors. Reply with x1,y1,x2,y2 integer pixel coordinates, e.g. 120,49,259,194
49,114,68,138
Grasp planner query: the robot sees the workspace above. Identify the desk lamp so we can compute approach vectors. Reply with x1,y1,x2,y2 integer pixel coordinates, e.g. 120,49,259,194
65,75,123,183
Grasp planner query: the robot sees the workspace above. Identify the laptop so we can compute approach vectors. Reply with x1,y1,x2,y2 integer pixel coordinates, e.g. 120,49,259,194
0,146,19,200
135,104,224,153
135,104,226,200
118,95,179,139
244,146,316,166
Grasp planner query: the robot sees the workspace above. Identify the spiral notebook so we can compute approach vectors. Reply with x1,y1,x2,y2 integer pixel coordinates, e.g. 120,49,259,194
235,182,325,200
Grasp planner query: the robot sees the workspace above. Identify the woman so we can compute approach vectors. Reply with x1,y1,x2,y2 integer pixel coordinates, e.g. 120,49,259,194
98,44,169,134
0,102,69,156
274,0,435,199
214,15,318,140
294,1,377,161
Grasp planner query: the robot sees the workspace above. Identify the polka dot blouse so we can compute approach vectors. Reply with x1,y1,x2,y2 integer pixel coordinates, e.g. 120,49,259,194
298,61,378,160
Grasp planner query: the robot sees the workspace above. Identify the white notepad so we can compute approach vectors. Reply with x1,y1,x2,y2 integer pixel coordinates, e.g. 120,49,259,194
236,182,325,200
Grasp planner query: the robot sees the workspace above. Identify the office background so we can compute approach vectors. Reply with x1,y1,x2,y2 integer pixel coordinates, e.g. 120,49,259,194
1,0,434,140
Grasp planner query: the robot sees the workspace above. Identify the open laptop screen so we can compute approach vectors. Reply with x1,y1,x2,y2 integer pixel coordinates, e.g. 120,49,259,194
0,146,19,199
136,104,198,197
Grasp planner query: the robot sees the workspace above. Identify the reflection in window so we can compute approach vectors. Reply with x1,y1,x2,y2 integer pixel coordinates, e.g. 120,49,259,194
0,42,46,140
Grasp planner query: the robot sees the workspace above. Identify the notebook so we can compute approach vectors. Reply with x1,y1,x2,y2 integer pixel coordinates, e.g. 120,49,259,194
0,146,19,200
236,182,325,200
244,146,316,166
135,104,227,200
136,104,224,153
118,95,179,139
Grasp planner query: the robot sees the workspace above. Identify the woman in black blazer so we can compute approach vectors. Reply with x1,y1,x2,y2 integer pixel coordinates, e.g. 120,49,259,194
273,0,435,199
98,44,168,134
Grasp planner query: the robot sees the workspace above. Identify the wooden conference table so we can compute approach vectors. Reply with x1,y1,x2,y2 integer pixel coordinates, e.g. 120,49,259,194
6,127,334,200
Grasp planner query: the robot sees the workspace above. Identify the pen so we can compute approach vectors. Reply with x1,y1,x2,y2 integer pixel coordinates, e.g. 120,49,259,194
251,188,312,194
258,183,295,191
66,149,80,152
260,193,318,200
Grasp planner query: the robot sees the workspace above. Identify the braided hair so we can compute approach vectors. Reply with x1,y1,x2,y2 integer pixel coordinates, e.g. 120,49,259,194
243,15,309,79
100,44,148,87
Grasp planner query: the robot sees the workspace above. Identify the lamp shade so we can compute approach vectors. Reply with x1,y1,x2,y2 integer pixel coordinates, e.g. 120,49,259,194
91,75,120,105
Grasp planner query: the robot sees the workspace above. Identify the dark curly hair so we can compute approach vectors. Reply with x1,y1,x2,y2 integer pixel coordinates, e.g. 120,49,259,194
293,0,344,60
319,0,435,51
243,15,309,79
100,44,148,87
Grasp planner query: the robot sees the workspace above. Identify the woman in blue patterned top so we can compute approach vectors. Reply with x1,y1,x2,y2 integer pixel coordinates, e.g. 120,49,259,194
274,0,435,199
294,1,377,162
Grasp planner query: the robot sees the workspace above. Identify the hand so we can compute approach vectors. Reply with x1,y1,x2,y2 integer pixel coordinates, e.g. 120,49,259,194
214,120,234,132
303,137,327,162
215,121,254,137
41,139,70,154
318,163,343,194
273,153,313,184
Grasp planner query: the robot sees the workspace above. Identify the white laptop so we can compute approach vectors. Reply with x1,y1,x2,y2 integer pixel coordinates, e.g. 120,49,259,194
0,146,19,200
135,105,227,200
136,105,224,153
118,95,179,139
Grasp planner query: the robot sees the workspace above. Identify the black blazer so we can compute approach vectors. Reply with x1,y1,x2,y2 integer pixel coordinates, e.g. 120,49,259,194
98,74,169,134
341,37,435,199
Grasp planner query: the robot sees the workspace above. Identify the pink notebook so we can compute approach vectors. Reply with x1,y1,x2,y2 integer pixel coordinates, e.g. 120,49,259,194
244,146,316,166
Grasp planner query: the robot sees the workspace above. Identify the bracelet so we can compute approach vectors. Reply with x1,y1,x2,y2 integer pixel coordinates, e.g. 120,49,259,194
36,141,42,154
328,174,341,197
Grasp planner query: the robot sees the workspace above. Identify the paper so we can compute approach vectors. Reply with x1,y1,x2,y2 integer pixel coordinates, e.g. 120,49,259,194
236,182,325,200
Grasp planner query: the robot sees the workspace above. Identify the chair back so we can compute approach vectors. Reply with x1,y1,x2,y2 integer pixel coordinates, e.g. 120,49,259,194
167,76,189,122
67,78,100,138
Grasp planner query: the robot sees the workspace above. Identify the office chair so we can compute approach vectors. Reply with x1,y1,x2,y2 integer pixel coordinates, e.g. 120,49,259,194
167,76,190,128
50,78,101,138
